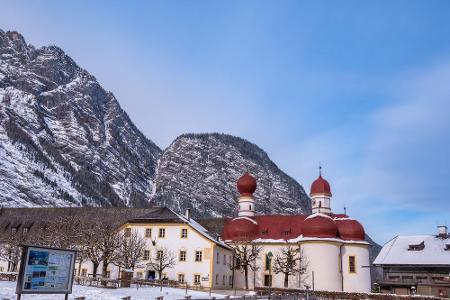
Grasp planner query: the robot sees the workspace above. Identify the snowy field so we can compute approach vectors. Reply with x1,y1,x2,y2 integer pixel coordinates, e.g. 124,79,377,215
0,281,227,300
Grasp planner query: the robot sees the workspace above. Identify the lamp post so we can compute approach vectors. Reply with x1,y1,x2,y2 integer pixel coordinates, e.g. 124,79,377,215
267,252,273,300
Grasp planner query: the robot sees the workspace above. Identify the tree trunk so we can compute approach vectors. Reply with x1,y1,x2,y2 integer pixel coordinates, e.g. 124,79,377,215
284,273,289,288
102,259,109,277
77,258,82,276
102,260,109,287
244,266,249,290
92,262,99,278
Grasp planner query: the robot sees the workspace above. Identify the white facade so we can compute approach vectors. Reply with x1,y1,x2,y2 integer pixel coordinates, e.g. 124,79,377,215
230,240,370,293
311,194,332,215
74,218,233,289
238,195,256,217
341,244,371,292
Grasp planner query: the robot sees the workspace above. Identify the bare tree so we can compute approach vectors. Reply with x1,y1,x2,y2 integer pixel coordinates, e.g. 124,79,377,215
272,245,308,288
0,225,32,272
97,224,121,279
81,223,103,277
146,247,176,280
229,241,262,290
113,229,146,271
0,238,21,272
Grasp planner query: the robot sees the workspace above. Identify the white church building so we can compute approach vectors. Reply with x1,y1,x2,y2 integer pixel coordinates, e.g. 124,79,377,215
221,171,371,292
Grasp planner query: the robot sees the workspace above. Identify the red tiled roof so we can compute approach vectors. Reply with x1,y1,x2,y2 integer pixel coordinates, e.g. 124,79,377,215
310,175,331,196
335,218,365,240
237,172,257,196
222,213,366,241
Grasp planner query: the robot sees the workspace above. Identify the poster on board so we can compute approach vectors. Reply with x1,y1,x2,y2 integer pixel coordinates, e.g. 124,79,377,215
16,245,76,295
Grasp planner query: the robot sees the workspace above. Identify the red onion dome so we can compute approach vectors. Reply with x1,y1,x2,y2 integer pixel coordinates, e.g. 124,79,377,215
223,217,258,241
335,218,365,241
310,175,331,196
302,214,338,238
237,172,257,196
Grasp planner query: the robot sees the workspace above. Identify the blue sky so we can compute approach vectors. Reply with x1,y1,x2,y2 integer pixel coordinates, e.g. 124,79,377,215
1,1,450,244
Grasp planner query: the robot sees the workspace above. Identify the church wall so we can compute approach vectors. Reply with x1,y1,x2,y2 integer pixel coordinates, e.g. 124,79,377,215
301,242,342,292
342,244,371,293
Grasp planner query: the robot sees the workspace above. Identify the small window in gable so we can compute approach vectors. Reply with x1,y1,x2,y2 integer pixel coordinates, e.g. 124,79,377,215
261,229,268,235
408,241,425,251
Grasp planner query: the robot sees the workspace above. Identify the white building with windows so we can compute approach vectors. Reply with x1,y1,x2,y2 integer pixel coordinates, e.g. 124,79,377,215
220,172,371,292
75,207,233,288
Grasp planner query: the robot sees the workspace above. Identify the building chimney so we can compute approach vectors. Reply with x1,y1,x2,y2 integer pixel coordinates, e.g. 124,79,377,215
438,225,448,238
185,208,191,221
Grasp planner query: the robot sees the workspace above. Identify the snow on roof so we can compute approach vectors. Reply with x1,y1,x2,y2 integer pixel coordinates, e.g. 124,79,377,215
240,235,369,245
305,213,333,220
333,217,355,221
374,235,450,266
173,210,231,250
231,216,258,225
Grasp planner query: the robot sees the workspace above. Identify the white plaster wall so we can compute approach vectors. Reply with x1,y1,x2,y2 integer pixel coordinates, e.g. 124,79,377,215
212,245,233,288
301,242,342,292
238,196,255,217
74,223,233,288
311,195,331,214
0,258,8,272
232,244,306,290
127,223,232,288
342,244,371,293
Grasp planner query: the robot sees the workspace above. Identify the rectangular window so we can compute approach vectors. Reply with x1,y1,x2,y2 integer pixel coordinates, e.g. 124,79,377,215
179,250,187,262
223,254,227,265
222,275,226,285
229,275,232,285
145,228,152,238
408,241,425,251
157,250,163,259
194,274,201,284
124,228,131,237
143,250,150,260
23,227,28,234
264,275,272,287
195,251,203,262
136,272,143,279
216,252,220,264
178,273,185,283
159,228,166,238
81,268,87,276
181,228,188,238
349,256,356,273
215,274,219,285
265,254,271,270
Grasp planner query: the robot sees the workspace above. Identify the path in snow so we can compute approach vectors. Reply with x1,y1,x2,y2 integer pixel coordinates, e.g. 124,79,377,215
0,281,227,300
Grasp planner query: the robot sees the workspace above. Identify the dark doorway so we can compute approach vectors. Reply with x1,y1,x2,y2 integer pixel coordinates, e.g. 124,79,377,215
147,271,156,281
264,275,272,287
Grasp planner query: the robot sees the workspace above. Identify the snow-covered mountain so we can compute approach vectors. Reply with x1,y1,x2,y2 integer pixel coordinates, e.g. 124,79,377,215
152,133,310,218
0,30,161,208
0,29,310,216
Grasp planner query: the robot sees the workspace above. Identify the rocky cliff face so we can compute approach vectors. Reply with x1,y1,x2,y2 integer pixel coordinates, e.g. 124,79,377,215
0,30,161,207
152,133,311,218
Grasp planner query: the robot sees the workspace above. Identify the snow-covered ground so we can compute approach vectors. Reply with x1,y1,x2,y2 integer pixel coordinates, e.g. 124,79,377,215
0,281,227,300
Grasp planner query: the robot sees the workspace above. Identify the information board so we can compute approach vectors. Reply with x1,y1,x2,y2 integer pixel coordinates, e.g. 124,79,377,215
16,245,76,295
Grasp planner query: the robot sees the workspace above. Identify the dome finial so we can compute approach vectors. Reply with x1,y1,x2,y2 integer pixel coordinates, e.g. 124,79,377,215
319,161,322,176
